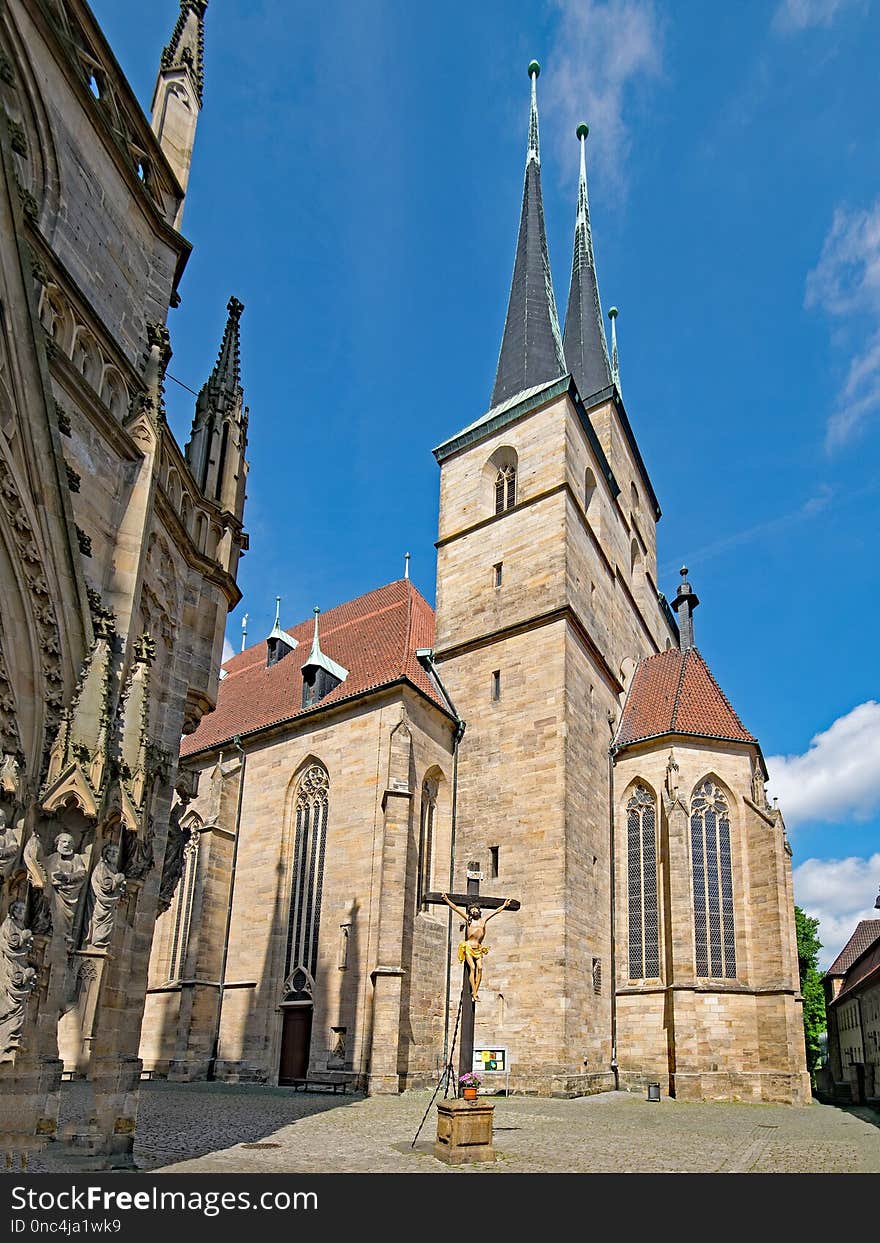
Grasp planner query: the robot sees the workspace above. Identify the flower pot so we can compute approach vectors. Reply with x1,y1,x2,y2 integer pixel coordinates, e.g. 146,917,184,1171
462,1086,478,1101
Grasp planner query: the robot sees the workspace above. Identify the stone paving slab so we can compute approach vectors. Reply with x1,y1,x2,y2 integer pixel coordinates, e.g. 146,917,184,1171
12,1082,880,1175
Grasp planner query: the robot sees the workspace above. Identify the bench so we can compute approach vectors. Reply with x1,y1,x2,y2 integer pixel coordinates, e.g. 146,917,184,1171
288,1077,348,1094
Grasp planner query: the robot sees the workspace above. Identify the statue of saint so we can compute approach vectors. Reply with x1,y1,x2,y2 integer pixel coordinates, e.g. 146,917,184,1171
84,843,126,950
440,893,512,1002
0,805,21,880
43,832,89,942
0,900,37,1061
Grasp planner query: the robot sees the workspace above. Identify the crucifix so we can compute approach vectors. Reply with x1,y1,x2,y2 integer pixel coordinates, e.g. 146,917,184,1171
425,860,520,1087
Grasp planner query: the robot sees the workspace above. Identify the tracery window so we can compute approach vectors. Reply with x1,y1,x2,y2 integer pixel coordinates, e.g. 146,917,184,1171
417,777,438,911
626,785,659,979
284,764,329,980
494,464,516,514
690,778,736,978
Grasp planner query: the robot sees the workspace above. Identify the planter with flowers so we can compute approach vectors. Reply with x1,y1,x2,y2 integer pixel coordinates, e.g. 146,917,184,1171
459,1072,482,1101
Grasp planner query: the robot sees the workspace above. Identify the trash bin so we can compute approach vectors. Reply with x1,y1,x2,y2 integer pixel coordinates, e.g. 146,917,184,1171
647,1082,661,1101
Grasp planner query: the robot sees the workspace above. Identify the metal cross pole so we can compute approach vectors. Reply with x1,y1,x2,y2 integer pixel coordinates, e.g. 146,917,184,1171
425,861,520,1089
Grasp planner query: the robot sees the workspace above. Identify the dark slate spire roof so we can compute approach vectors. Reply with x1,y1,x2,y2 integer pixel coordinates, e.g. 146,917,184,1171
161,0,208,106
562,124,612,403
490,63,566,410
200,295,243,406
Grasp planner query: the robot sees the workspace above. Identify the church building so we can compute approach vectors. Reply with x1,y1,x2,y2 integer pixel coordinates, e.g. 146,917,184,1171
143,63,810,1103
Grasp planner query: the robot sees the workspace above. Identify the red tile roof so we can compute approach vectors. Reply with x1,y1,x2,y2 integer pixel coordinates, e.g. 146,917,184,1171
831,928,880,1004
181,579,448,758
825,920,880,978
615,647,757,750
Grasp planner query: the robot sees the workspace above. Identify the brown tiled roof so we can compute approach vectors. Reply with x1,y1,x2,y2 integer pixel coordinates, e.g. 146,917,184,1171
615,647,757,750
181,579,447,758
831,929,880,1004
825,920,880,978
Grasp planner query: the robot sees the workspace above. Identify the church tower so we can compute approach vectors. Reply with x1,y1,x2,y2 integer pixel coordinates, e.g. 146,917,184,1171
432,66,676,1091
431,65,807,1101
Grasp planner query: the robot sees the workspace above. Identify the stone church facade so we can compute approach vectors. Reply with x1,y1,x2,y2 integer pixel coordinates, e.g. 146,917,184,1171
145,65,810,1104
0,1,249,1163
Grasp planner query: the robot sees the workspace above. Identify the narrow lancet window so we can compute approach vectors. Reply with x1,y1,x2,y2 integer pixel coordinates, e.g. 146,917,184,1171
495,465,516,514
417,777,438,910
626,785,659,979
285,764,329,980
690,779,736,978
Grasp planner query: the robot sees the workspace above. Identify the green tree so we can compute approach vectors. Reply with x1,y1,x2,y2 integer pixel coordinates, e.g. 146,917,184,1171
795,905,826,1077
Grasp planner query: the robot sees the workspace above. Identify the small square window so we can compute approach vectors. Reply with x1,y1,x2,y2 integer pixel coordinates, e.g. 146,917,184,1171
493,562,503,588
491,670,501,701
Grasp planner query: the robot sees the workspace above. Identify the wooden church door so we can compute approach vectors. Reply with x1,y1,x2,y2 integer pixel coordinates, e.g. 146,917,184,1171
279,1006,312,1083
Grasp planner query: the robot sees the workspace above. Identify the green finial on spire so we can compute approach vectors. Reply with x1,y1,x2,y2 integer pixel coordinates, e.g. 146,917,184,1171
576,122,589,140
528,60,540,78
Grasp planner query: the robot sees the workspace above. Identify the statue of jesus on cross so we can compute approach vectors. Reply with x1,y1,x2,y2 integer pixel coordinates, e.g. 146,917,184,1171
440,892,512,1002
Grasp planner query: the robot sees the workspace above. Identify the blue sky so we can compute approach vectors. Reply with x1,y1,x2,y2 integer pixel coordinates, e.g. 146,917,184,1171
94,0,880,967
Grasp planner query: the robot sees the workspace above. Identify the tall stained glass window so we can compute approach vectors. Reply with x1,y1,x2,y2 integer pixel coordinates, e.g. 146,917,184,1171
626,785,659,979
284,764,329,980
690,778,736,978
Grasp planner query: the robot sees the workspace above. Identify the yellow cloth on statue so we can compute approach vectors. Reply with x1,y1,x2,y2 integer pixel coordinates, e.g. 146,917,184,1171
458,943,489,962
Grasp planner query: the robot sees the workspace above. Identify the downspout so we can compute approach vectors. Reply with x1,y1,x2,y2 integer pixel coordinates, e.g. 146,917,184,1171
607,712,619,1090
208,732,246,1080
416,648,465,1068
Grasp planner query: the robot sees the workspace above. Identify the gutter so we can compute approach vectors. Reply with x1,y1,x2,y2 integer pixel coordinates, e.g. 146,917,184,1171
416,648,466,1069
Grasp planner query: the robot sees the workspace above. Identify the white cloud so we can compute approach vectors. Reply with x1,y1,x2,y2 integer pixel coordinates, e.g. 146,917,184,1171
543,0,663,191
766,701,880,826
806,200,880,447
793,854,880,969
825,329,880,448
805,200,880,317
774,0,862,31
222,637,234,663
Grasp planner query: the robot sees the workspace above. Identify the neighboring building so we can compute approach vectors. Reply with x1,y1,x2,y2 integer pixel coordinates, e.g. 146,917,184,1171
147,66,809,1104
0,1,248,1165
823,918,880,1102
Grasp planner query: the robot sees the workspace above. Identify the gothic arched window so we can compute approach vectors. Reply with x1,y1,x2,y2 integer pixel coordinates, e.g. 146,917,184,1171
690,778,736,978
417,776,438,911
284,764,329,980
495,464,516,514
626,784,659,979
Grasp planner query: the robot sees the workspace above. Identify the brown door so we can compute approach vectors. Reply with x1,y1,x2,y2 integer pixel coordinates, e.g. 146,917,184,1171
279,1007,312,1083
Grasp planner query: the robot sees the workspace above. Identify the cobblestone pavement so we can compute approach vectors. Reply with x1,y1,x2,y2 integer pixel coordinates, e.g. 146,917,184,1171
14,1083,880,1174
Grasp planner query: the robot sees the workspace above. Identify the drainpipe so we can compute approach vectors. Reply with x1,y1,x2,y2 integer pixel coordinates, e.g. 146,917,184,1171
207,732,246,1080
416,648,465,1068
607,712,619,1090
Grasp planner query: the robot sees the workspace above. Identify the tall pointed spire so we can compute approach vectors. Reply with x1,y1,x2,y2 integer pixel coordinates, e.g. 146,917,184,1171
185,296,248,513
562,124,612,403
203,295,243,406
151,1,208,219
160,0,207,105
490,62,566,410
608,305,621,396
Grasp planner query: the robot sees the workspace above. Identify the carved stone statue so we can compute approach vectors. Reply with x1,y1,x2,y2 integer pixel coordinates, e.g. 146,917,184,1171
0,804,21,880
40,832,89,942
84,843,126,950
0,900,37,1061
